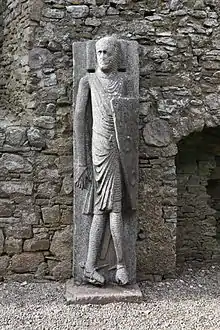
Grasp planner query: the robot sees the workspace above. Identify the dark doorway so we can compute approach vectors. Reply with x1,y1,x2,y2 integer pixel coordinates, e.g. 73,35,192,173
176,127,220,264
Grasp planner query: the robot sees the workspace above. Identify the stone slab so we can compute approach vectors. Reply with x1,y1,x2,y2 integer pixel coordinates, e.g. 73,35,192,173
65,280,143,305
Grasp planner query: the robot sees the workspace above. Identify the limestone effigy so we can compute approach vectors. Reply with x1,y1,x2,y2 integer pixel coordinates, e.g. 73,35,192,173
67,36,141,302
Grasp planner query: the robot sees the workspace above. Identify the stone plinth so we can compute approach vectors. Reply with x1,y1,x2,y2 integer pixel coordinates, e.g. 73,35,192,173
65,280,142,304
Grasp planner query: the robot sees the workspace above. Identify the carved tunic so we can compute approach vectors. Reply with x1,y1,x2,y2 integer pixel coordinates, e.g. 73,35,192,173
89,73,125,214
76,72,127,214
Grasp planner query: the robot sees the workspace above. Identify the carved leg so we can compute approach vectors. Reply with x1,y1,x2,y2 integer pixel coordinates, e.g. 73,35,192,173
85,214,105,285
110,212,129,285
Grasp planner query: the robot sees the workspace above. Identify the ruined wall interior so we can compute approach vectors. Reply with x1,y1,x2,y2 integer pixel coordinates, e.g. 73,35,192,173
0,0,220,281
176,128,220,265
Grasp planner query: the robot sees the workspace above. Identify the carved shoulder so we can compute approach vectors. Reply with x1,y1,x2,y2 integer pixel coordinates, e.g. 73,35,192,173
78,75,90,91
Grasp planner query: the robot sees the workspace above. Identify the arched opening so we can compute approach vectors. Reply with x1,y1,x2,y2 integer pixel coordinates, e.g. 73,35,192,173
176,127,220,265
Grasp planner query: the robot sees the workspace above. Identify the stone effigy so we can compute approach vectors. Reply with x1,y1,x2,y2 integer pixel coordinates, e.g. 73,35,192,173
70,36,140,299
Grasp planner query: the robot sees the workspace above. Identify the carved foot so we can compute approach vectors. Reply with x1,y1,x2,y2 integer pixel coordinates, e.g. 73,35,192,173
84,268,105,286
115,265,129,286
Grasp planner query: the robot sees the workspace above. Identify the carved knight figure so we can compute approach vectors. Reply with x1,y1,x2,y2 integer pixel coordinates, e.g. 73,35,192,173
74,36,138,286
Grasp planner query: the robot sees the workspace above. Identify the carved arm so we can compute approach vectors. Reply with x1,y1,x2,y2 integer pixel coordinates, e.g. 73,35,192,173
74,75,90,167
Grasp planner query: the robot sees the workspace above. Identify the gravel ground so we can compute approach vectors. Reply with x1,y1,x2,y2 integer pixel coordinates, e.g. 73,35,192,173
0,264,220,330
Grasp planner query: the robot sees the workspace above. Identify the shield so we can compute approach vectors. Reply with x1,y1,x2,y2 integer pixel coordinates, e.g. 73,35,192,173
111,97,139,210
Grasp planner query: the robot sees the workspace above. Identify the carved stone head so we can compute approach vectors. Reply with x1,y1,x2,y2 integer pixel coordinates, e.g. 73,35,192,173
95,36,120,72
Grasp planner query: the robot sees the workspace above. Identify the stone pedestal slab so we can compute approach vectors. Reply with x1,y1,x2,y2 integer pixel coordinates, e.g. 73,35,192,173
65,279,143,304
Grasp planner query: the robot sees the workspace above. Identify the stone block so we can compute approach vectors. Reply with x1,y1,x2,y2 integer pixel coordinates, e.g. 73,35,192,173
66,5,89,18
5,225,33,239
23,238,50,252
0,199,14,217
5,127,26,147
36,169,60,183
27,127,45,148
61,175,73,195
85,17,101,26
0,256,10,275
4,238,22,256
55,156,73,173
42,205,60,224
33,116,55,129
36,182,60,198
29,48,53,70
143,119,172,147
11,253,44,273
0,129,5,147
35,262,48,278
0,154,32,173
30,0,44,22
0,229,4,255
65,281,143,304
50,260,72,280
50,226,72,260
42,8,65,19
0,181,33,196
60,208,72,224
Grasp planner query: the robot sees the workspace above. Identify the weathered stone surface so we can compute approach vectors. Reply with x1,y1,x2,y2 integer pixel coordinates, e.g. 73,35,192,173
5,127,26,146
4,238,22,256
5,226,32,239
66,5,89,18
11,253,44,273
27,127,45,148
50,260,72,280
0,129,5,147
0,256,10,275
41,205,60,224
0,199,14,217
0,230,4,255
0,181,33,195
35,262,48,278
1,0,220,282
42,8,65,19
85,17,101,26
60,208,72,224
65,281,143,304
37,182,60,198
29,48,53,69
30,0,44,22
143,119,172,147
0,154,32,172
61,175,73,195
23,238,50,252
33,116,55,129
50,226,72,260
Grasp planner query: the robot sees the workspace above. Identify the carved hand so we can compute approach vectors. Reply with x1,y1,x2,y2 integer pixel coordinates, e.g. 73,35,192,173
75,166,91,190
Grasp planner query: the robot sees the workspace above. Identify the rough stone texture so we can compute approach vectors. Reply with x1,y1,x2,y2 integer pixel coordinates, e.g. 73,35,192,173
0,229,4,255
51,260,72,280
23,237,50,252
50,226,72,261
11,253,44,273
65,281,143,304
1,0,220,280
0,256,9,275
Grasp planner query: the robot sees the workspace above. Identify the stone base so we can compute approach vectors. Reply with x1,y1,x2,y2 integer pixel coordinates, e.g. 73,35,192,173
65,279,143,304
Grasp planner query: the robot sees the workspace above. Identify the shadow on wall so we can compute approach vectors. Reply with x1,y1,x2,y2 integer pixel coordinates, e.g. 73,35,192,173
176,127,220,265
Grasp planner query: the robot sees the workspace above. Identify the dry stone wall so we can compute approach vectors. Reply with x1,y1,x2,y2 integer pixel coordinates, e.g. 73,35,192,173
176,129,220,264
1,0,220,281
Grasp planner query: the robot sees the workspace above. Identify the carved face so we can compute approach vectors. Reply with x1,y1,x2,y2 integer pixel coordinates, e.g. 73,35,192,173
96,37,119,72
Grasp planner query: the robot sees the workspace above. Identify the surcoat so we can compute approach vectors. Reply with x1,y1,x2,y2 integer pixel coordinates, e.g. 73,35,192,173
85,73,126,214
